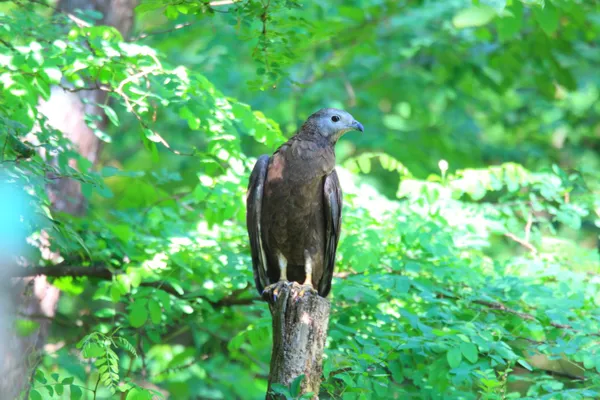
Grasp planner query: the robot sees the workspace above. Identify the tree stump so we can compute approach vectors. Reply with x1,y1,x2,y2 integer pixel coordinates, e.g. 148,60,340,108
266,284,330,400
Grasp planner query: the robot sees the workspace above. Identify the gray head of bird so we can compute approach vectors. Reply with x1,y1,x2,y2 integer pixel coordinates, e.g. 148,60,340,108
303,108,364,144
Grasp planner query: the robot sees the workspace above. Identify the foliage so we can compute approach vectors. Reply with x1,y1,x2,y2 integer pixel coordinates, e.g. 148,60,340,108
1,0,599,399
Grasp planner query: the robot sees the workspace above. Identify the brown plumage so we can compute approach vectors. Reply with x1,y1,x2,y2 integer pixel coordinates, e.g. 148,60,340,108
246,108,363,297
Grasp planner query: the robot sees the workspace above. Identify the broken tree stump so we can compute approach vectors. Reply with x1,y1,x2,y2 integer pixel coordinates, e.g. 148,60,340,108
265,283,331,400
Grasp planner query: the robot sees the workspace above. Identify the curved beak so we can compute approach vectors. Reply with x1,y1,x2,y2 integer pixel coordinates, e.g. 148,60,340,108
351,120,364,133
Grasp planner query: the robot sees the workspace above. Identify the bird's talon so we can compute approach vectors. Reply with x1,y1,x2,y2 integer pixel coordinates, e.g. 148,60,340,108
262,281,289,303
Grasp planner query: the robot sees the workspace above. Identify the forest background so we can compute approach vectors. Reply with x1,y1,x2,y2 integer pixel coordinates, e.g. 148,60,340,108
0,0,599,399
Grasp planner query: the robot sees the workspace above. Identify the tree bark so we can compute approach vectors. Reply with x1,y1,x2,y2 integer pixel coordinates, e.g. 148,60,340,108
0,2,137,398
266,284,330,400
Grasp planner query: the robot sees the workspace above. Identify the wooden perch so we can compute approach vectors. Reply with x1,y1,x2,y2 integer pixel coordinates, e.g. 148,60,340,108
266,283,330,400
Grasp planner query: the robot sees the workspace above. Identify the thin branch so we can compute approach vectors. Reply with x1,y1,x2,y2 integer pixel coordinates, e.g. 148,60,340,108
110,69,196,157
0,38,16,50
57,83,111,93
472,298,536,322
23,0,91,27
14,265,258,308
115,67,158,95
449,294,596,335
524,212,533,243
209,0,241,5
92,372,101,400
25,355,43,400
13,265,113,279
504,232,537,254
66,12,91,28
132,0,244,41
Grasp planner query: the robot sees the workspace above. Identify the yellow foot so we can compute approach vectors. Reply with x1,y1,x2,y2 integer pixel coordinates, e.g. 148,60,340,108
261,280,290,303
293,283,318,302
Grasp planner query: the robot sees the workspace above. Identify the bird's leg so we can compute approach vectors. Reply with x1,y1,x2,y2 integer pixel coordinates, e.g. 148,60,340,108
279,252,288,282
303,251,313,287
262,252,289,303
295,250,318,300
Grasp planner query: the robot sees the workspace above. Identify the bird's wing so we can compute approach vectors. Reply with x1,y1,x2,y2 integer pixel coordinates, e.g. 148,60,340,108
319,169,343,297
246,155,271,295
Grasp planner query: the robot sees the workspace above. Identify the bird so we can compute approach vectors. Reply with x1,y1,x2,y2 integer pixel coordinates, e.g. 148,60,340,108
246,108,364,298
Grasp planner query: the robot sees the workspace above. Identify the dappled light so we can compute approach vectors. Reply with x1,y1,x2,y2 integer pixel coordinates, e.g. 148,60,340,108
0,0,599,399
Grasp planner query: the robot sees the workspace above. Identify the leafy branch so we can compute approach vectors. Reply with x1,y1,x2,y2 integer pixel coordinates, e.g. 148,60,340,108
15,265,258,308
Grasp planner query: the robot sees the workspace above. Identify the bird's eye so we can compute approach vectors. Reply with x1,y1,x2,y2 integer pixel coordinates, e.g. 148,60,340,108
331,115,340,122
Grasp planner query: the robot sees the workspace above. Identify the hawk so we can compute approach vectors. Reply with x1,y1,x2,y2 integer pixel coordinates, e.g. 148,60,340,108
246,108,364,298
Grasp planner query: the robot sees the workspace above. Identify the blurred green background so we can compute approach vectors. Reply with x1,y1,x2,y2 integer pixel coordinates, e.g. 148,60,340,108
131,0,600,191
1,0,599,399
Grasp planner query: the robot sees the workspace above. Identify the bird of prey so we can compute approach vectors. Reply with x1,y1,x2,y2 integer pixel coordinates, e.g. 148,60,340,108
246,108,364,298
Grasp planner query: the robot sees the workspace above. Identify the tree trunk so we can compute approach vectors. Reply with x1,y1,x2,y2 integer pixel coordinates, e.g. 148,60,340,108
266,284,331,400
0,2,136,398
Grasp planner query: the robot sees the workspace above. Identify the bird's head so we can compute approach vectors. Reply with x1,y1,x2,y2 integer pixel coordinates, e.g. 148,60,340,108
303,108,364,144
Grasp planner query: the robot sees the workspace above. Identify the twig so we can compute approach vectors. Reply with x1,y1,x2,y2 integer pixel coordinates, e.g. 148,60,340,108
0,38,16,50
13,265,114,279
452,295,594,335
472,299,536,321
66,13,91,28
136,21,198,42
14,265,258,308
92,372,101,400
504,232,537,254
524,212,533,243
115,67,158,95
132,0,244,40
24,355,43,400
23,0,91,27
209,0,241,5
110,69,196,157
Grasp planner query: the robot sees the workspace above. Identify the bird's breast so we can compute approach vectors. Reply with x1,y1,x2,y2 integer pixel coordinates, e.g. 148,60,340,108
262,153,329,263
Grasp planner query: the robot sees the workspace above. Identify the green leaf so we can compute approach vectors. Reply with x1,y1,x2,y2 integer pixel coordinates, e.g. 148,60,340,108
30,389,42,400
99,105,120,127
92,128,113,143
290,374,304,397
453,6,497,29
34,369,47,384
496,14,522,41
165,5,179,20
270,383,290,396
126,387,152,400
128,299,148,328
533,3,559,36
461,342,478,363
357,155,371,174
70,385,83,400
148,299,162,324
517,359,533,371
42,67,62,84
116,337,137,356
82,343,104,358
447,347,462,368
62,376,75,384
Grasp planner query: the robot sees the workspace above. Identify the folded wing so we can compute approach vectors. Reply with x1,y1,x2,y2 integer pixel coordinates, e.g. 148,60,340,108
318,169,343,297
246,155,271,295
